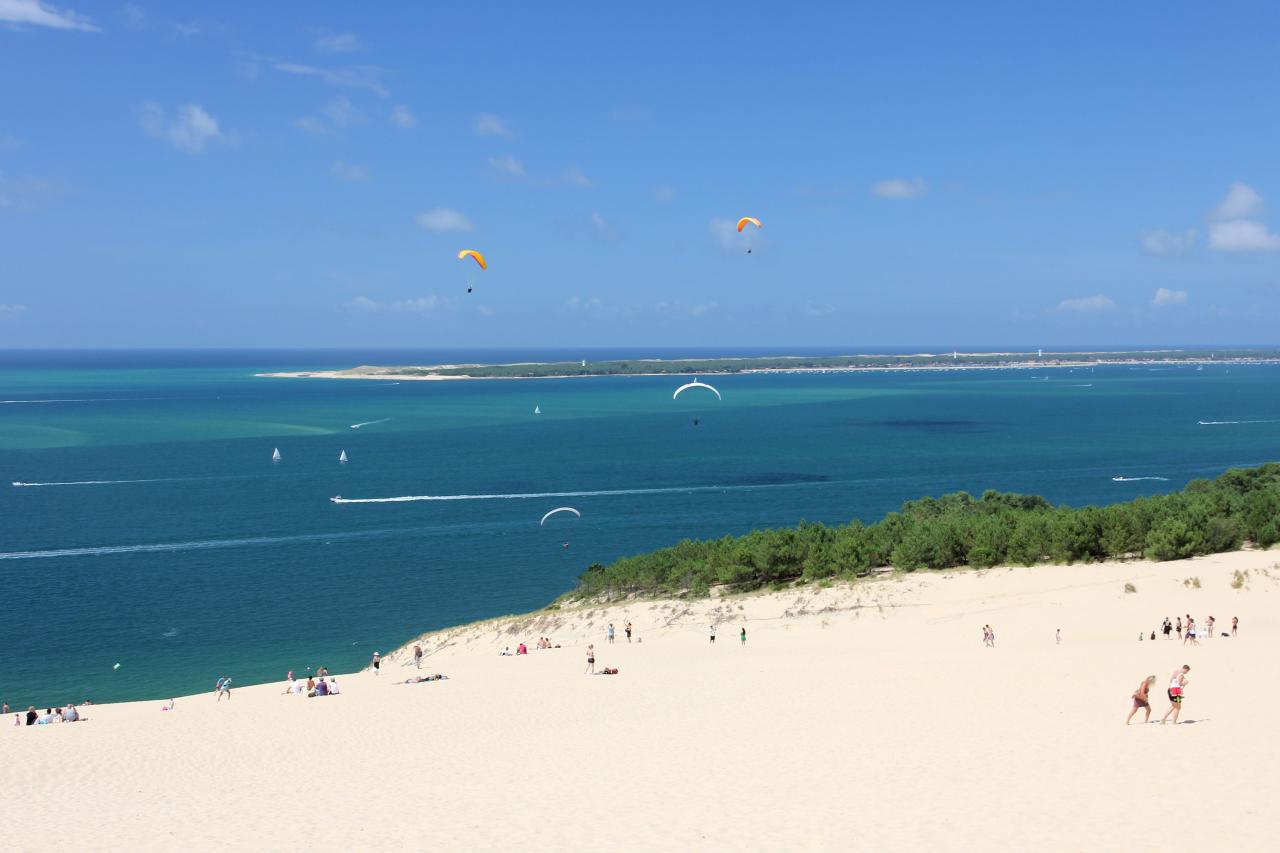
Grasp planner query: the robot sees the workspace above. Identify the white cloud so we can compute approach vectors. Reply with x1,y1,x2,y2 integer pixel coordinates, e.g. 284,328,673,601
321,94,362,127
271,61,388,97
0,303,28,316
314,32,360,54
1055,294,1116,312
488,155,524,177
345,295,448,314
1209,220,1280,252
1151,288,1188,307
590,212,619,241
118,3,145,28
473,113,511,137
292,116,326,135
139,103,232,154
871,177,927,199
1208,182,1264,221
1140,228,1195,255
0,0,98,31
655,300,718,318
561,167,592,188
0,173,66,209
390,104,416,128
416,207,473,233
654,186,676,203
806,303,835,317
329,160,368,183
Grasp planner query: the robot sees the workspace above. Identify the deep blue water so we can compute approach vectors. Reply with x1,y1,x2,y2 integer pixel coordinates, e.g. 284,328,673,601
2,349,1278,708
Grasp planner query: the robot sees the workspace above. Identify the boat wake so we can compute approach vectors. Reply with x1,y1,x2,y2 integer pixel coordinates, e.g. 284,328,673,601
0,529,395,561
1112,476,1170,482
1197,419,1280,426
331,481,821,504
12,478,180,488
350,418,392,429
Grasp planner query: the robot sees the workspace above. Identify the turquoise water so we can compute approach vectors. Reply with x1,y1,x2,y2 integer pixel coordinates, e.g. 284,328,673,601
3,350,1279,708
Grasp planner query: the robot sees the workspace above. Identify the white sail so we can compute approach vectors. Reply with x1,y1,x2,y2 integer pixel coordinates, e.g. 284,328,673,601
272,448,281,462
339,450,348,463
534,405,541,415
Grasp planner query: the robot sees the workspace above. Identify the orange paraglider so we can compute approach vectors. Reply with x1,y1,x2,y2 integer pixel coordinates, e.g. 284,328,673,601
457,249,487,270
736,217,761,233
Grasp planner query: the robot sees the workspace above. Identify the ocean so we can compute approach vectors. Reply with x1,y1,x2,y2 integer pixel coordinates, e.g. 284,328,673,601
2,349,1278,708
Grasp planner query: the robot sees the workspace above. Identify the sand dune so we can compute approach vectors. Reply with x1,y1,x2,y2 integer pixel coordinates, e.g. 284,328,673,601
5,549,1277,852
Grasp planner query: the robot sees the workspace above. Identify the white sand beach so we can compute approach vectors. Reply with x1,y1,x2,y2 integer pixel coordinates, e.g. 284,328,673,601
5,548,1277,852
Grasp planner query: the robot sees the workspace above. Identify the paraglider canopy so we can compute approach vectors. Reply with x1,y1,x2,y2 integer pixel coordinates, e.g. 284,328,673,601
736,217,762,232
540,507,582,526
672,379,722,401
457,249,487,270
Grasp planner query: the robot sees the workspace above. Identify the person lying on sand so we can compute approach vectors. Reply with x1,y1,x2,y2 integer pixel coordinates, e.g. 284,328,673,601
399,674,448,684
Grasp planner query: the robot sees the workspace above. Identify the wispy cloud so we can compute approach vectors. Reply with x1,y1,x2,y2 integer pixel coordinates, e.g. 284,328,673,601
0,134,23,150
139,103,234,154
473,113,512,137
654,186,676,203
1208,182,1264,221
293,116,326,135
0,303,28,316
488,155,524,177
1055,294,1116,312
871,177,927,199
0,0,98,31
805,303,835,317
416,207,473,233
560,167,592,188
1140,228,1195,256
590,212,619,241
390,104,416,128
345,295,450,314
321,94,362,127
329,160,369,183
1209,219,1280,252
1151,288,1188,307
271,61,388,97
708,218,740,251
655,300,718,318
0,173,68,210
118,3,145,28
314,32,361,54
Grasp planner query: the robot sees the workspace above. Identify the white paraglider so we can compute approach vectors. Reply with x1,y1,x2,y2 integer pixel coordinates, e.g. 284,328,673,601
539,506,582,526
672,379,722,401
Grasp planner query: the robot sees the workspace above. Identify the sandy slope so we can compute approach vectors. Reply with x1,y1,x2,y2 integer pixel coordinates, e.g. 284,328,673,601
5,549,1277,852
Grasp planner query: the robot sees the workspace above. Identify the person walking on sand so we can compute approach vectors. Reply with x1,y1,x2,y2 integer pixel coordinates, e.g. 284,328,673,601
1183,617,1198,646
1163,617,1172,640
709,624,717,644
1127,675,1156,725
625,621,632,643
414,645,423,669
1232,616,1238,637
1161,665,1190,725
215,676,231,702
1056,628,1062,645
585,644,595,674
1175,616,1182,639
607,623,615,645
371,651,382,675
740,626,747,646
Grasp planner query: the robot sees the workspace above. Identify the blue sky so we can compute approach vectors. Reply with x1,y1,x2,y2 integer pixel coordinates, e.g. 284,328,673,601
1,1,1278,349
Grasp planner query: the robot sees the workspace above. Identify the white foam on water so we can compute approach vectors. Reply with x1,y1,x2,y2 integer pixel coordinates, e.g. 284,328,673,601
1111,476,1170,482
1197,419,1280,425
350,417,392,429
0,529,386,561
330,481,827,504
12,478,178,488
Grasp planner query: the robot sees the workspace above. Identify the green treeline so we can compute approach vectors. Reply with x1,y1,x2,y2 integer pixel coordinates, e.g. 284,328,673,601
566,463,1280,601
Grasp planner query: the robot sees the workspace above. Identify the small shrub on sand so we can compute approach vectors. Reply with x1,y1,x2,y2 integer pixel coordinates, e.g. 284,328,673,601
1182,576,1202,589
1231,570,1247,589
1124,582,1137,593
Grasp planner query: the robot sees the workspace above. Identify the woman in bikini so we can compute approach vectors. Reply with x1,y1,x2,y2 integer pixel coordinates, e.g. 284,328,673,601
585,644,595,674
1126,675,1156,725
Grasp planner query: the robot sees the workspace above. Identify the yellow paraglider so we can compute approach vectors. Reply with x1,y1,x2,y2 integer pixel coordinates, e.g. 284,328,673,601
736,217,762,233
457,249,487,270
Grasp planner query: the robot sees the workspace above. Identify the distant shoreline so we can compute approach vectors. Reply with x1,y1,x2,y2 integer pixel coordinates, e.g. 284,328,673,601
256,349,1280,382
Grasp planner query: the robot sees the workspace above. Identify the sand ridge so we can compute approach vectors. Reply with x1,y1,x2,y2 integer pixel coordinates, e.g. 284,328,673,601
4,549,1277,852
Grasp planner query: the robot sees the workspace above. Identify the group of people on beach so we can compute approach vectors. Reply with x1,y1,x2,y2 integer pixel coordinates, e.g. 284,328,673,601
1142,614,1237,643
11,702,87,726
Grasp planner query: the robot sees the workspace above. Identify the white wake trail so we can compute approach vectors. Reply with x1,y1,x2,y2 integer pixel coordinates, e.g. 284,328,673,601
350,417,392,429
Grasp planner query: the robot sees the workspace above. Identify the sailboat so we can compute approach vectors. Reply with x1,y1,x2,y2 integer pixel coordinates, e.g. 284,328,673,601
534,405,541,415
272,448,281,462
339,450,348,464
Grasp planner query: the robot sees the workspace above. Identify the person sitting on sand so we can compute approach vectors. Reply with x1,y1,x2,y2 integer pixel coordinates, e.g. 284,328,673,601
328,678,340,695
314,679,329,697
1127,675,1156,725
517,643,528,655
1161,665,1191,725
63,704,79,722
25,707,37,726
499,646,512,656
